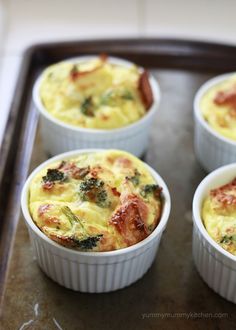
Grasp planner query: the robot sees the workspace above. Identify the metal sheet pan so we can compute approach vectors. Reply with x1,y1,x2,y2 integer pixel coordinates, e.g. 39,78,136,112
1,39,236,329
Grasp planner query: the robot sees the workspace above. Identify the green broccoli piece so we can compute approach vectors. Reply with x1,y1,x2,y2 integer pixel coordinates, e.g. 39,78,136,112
61,206,84,228
140,184,162,199
72,235,103,250
61,206,103,250
80,96,95,117
42,169,66,183
121,90,134,100
96,190,109,208
126,169,141,186
100,88,134,106
80,177,104,191
79,178,110,207
220,235,236,244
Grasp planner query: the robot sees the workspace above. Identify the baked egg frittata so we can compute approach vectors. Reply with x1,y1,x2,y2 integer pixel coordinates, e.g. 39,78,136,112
202,177,236,256
29,150,163,252
39,55,153,130
200,74,236,141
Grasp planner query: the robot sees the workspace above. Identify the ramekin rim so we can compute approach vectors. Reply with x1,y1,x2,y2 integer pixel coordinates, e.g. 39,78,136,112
192,162,236,262
21,148,171,258
194,72,236,146
32,55,161,134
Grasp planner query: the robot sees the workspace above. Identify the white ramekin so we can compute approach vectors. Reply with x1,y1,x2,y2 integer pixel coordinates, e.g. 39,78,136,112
33,56,161,157
194,72,236,172
193,163,236,303
21,149,171,293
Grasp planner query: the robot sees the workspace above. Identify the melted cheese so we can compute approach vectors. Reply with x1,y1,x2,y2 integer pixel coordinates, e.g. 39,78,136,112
202,178,236,255
29,150,163,252
39,57,146,129
200,74,236,140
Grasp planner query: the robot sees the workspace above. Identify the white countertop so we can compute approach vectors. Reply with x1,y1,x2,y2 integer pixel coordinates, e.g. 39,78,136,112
1,0,236,146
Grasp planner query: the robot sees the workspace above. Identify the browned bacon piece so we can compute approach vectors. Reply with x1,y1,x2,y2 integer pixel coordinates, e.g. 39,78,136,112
138,70,154,110
210,178,236,206
111,187,121,197
214,87,236,111
110,194,149,245
57,161,90,180
42,181,54,191
69,53,107,82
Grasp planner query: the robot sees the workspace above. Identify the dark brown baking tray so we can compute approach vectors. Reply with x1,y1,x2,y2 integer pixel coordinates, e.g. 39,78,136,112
1,38,236,329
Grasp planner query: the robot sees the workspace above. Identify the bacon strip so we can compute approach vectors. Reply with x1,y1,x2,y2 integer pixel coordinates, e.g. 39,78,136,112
111,187,121,197
42,181,54,191
211,178,236,206
138,70,154,110
57,161,90,179
69,54,107,82
214,86,236,111
38,204,52,216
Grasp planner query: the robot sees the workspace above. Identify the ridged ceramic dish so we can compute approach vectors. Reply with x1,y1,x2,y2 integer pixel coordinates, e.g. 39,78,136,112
33,56,161,157
194,73,236,172
192,163,236,303
21,149,171,293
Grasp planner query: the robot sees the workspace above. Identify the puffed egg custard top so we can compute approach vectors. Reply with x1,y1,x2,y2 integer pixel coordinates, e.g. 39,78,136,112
28,150,163,252
200,74,236,141
39,55,153,130
202,177,236,256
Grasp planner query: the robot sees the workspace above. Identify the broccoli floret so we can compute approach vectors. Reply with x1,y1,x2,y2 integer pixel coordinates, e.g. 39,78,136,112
79,178,110,207
42,168,66,183
126,169,140,186
80,96,95,117
72,235,103,250
80,178,104,191
61,206,103,250
140,184,162,199
100,89,134,106
220,235,236,244
96,189,109,208
121,90,134,100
